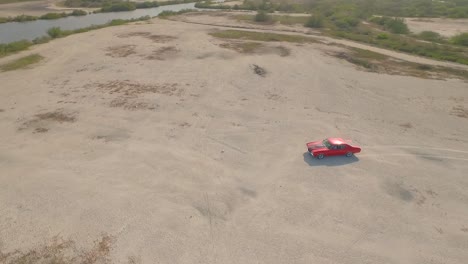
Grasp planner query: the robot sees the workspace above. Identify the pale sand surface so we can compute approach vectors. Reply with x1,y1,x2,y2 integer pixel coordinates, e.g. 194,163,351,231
1,17,468,264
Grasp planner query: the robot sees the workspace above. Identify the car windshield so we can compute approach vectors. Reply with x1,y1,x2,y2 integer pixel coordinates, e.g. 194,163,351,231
322,139,332,149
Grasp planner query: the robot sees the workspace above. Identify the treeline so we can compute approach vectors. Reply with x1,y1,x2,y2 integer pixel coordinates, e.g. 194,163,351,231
197,0,468,18
0,10,87,24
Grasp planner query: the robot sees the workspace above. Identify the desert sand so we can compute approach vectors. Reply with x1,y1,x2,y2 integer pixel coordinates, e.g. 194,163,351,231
1,14,468,264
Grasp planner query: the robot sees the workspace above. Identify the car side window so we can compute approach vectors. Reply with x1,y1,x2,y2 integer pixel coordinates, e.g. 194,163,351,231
338,145,345,150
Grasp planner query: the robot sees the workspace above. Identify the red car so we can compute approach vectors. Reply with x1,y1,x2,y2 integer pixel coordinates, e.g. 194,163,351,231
306,138,361,159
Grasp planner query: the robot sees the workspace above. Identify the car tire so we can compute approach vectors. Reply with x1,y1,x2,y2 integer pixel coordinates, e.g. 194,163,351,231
346,152,353,157
317,153,324,159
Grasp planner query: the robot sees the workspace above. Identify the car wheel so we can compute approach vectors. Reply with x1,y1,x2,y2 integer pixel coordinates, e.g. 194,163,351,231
317,153,324,159
346,152,353,157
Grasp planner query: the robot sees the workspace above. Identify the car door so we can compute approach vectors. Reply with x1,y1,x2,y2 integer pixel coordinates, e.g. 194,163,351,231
336,144,347,156
328,144,340,156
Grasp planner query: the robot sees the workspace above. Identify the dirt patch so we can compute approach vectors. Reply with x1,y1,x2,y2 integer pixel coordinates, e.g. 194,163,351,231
399,122,413,129
252,64,266,77
19,109,76,131
451,105,468,118
92,81,183,97
219,41,290,57
0,109,4,112
117,32,177,43
85,81,181,111
145,46,180,60
109,98,158,111
105,45,137,58
0,234,113,264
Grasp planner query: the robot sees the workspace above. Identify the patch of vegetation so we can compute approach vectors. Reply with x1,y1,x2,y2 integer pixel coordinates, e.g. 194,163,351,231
235,14,308,25
70,9,88,16
195,1,232,9
0,54,44,72
369,16,409,34
210,30,319,44
0,10,87,24
254,10,272,23
100,2,136,12
451,33,468,47
158,9,197,18
331,47,468,80
65,0,196,8
220,41,263,53
305,14,324,28
40,12,68,20
329,25,468,65
0,40,33,58
416,31,443,42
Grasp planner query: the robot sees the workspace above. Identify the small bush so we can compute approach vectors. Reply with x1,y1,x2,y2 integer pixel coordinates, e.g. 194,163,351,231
417,31,442,42
0,17,8,23
305,14,323,28
369,16,409,34
254,10,272,23
47,27,63,38
70,9,87,16
451,33,468,47
377,33,389,39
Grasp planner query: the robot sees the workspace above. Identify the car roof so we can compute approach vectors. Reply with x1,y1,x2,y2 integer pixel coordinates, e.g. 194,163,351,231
328,137,346,145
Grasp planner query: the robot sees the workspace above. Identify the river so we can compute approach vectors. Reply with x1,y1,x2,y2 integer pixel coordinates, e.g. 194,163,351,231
0,3,196,44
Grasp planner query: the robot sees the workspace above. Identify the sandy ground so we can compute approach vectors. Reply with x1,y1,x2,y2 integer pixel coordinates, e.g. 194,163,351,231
1,16,468,264
406,17,468,37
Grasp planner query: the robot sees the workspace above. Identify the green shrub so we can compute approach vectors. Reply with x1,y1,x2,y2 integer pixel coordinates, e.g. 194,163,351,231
377,33,389,39
417,31,442,42
101,2,136,12
135,1,159,8
369,16,409,34
0,17,8,23
70,10,87,16
40,12,68,20
47,27,64,38
305,14,324,28
254,10,272,23
451,33,468,47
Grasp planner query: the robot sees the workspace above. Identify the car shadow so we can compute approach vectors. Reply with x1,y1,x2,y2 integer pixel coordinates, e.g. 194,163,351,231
303,152,359,166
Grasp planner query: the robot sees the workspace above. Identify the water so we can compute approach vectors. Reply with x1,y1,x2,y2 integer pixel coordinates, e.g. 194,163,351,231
0,3,196,44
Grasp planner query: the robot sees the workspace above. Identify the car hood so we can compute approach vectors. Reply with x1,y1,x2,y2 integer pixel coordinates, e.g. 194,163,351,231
307,141,328,151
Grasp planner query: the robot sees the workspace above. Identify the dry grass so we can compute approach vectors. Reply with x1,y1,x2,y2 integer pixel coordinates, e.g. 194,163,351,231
0,234,113,264
0,54,43,72
92,80,183,97
451,105,468,118
117,32,177,43
210,30,319,44
219,41,291,56
105,45,136,58
145,46,179,60
19,109,76,132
